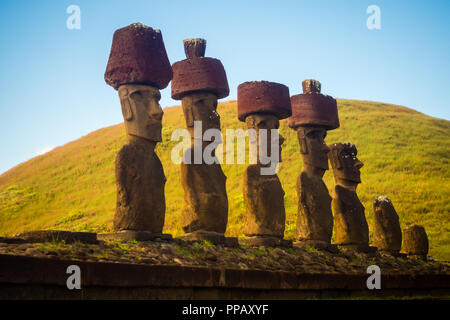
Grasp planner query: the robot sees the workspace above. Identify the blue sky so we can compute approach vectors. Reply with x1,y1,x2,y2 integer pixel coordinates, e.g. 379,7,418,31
0,0,449,174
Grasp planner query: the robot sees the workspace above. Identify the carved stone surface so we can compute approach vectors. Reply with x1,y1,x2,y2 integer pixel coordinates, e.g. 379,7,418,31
114,137,166,232
104,23,172,235
237,81,291,121
289,80,338,248
242,164,286,238
295,126,333,243
332,185,369,246
373,196,402,253
402,225,429,258
111,84,167,233
177,90,228,235
237,88,290,243
296,171,333,242
329,143,369,247
181,156,228,234
104,23,172,90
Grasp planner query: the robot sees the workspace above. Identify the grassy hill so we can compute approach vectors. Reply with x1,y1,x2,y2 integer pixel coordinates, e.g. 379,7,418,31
1,99,449,260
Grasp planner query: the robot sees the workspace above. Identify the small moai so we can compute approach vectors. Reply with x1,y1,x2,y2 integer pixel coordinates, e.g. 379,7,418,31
328,143,376,253
288,80,339,252
237,81,292,247
171,38,237,246
402,225,429,260
373,196,403,256
102,23,173,241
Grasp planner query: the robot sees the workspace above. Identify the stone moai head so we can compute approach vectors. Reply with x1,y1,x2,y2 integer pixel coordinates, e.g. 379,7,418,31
118,84,163,142
237,81,291,165
171,38,229,143
328,143,364,186
244,113,286,163
104,23,173,142
288,80,339,175
296,126,330,171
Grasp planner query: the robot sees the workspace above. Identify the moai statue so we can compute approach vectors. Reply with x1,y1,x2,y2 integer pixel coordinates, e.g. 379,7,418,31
171,38,237,246
237,81,292,247
102,23,173,241
328,143,376,253
373,196,403,256
288,80,339,252
402,225,429,260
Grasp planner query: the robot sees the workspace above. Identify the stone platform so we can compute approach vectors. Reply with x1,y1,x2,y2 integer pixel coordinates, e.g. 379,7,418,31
180,231,239,247
0,254,449,299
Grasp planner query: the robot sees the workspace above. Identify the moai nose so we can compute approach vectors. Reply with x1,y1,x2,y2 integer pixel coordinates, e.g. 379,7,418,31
279,134,286,146
355,159,364,169
150,106,164,120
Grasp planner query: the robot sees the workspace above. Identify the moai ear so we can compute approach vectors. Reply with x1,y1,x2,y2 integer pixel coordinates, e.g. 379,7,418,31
119,89,133,121
332,149,343,169
297,129,308,154
299,137,308,154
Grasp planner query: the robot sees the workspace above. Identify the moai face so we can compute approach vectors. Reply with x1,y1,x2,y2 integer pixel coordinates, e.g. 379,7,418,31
118,84,164,142
182,92,220,142
245,114,286,163
297,126,330,171
329,143,364,185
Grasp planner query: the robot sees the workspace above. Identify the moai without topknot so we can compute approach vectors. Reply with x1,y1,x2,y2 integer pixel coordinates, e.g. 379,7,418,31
237,81,292,247
171,38,237,246
328,143,376,253
102,23,173,241
402,225,429,260
373,196,403,256
288,80,339,252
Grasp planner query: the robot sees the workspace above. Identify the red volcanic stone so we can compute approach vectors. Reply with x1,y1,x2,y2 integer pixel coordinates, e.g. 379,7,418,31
288,92,339,130
104,23,173,90
237,81,292,122
171,57,229,100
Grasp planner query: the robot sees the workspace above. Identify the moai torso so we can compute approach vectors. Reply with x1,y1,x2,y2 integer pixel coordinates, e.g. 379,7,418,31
332,185,368,245
115,139,166,232
296,171,333,241
243,164,285,237
181,150,228,233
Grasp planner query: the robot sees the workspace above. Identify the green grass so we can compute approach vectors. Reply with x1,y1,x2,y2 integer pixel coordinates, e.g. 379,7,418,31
0,99,449,260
